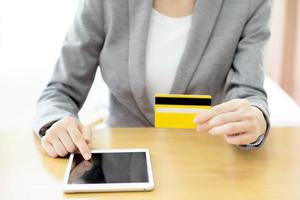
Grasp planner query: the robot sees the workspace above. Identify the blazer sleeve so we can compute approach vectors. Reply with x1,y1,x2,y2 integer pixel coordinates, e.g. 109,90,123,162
33,0,105,137
223,0,271,148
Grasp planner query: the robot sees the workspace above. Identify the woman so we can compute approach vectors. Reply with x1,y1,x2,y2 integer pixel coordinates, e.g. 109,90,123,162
34,0,271,159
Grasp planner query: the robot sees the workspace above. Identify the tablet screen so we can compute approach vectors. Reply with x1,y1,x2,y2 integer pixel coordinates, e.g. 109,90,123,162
67,152,149,184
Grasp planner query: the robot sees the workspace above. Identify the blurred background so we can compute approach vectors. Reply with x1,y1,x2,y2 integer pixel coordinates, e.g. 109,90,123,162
0,0,299,130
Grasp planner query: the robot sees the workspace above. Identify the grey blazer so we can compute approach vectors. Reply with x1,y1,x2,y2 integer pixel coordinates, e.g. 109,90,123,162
33,0,271,147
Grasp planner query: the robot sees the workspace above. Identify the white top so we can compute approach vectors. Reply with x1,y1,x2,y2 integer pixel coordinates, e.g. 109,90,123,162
145,9,192,106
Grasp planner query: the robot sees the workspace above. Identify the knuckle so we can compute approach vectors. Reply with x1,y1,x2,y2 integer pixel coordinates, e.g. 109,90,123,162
63,117,75,125
46,130,61,141
48,125,63,135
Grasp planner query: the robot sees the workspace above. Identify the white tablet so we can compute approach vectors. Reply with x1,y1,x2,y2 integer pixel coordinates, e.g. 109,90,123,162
63,149,154,193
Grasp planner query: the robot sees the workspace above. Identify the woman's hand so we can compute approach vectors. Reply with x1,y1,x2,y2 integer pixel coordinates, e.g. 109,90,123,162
193,99,267,145
41,117,92,160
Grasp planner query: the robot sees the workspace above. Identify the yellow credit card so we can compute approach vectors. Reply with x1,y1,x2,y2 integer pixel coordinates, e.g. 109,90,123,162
154,94,212,129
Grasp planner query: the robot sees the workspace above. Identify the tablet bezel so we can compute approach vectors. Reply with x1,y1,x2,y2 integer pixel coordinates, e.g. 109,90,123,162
63,149,154,193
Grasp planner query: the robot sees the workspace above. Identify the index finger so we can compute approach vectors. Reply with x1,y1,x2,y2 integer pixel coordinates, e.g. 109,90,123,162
65,123,91,160
194,100,238,125
79,125,92,145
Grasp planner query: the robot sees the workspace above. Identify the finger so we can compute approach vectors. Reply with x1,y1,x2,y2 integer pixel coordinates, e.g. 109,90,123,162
80,125,92,144
50,135,69,157
208,111,241,129
41,138,58,158
193,109,208,124
209,121,251,136
196,121,209,133
65,122,91,160
56,130,77,153
224,132,259,145
194,100,239,125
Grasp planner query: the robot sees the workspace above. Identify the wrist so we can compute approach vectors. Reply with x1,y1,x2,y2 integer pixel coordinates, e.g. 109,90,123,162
39,120,59,137
251,106,267,136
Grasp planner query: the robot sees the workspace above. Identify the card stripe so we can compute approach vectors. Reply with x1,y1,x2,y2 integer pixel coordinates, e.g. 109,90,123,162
155,97,211,106
156,108,207,113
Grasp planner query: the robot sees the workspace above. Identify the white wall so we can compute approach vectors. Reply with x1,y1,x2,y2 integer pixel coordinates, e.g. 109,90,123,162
0,0,108,129
263,0,286,82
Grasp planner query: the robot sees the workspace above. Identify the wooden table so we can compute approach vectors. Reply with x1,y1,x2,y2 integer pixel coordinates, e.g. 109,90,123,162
1,127,300,200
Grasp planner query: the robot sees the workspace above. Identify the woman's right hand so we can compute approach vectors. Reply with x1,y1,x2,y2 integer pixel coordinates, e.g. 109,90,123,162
41,117,92,160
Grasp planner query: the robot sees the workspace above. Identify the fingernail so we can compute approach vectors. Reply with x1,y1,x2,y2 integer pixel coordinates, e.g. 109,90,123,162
193,117,199,124
84,152,91,160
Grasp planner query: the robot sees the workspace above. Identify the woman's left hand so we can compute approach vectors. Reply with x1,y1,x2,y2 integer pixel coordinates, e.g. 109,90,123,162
193,99,267,145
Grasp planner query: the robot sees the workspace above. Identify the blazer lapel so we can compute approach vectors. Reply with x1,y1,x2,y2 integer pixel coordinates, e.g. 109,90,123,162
128,0,154,125
128,0,224,125
170,0,224,94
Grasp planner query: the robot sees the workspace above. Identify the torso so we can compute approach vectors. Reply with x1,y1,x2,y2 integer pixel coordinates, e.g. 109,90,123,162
145,9,192,105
